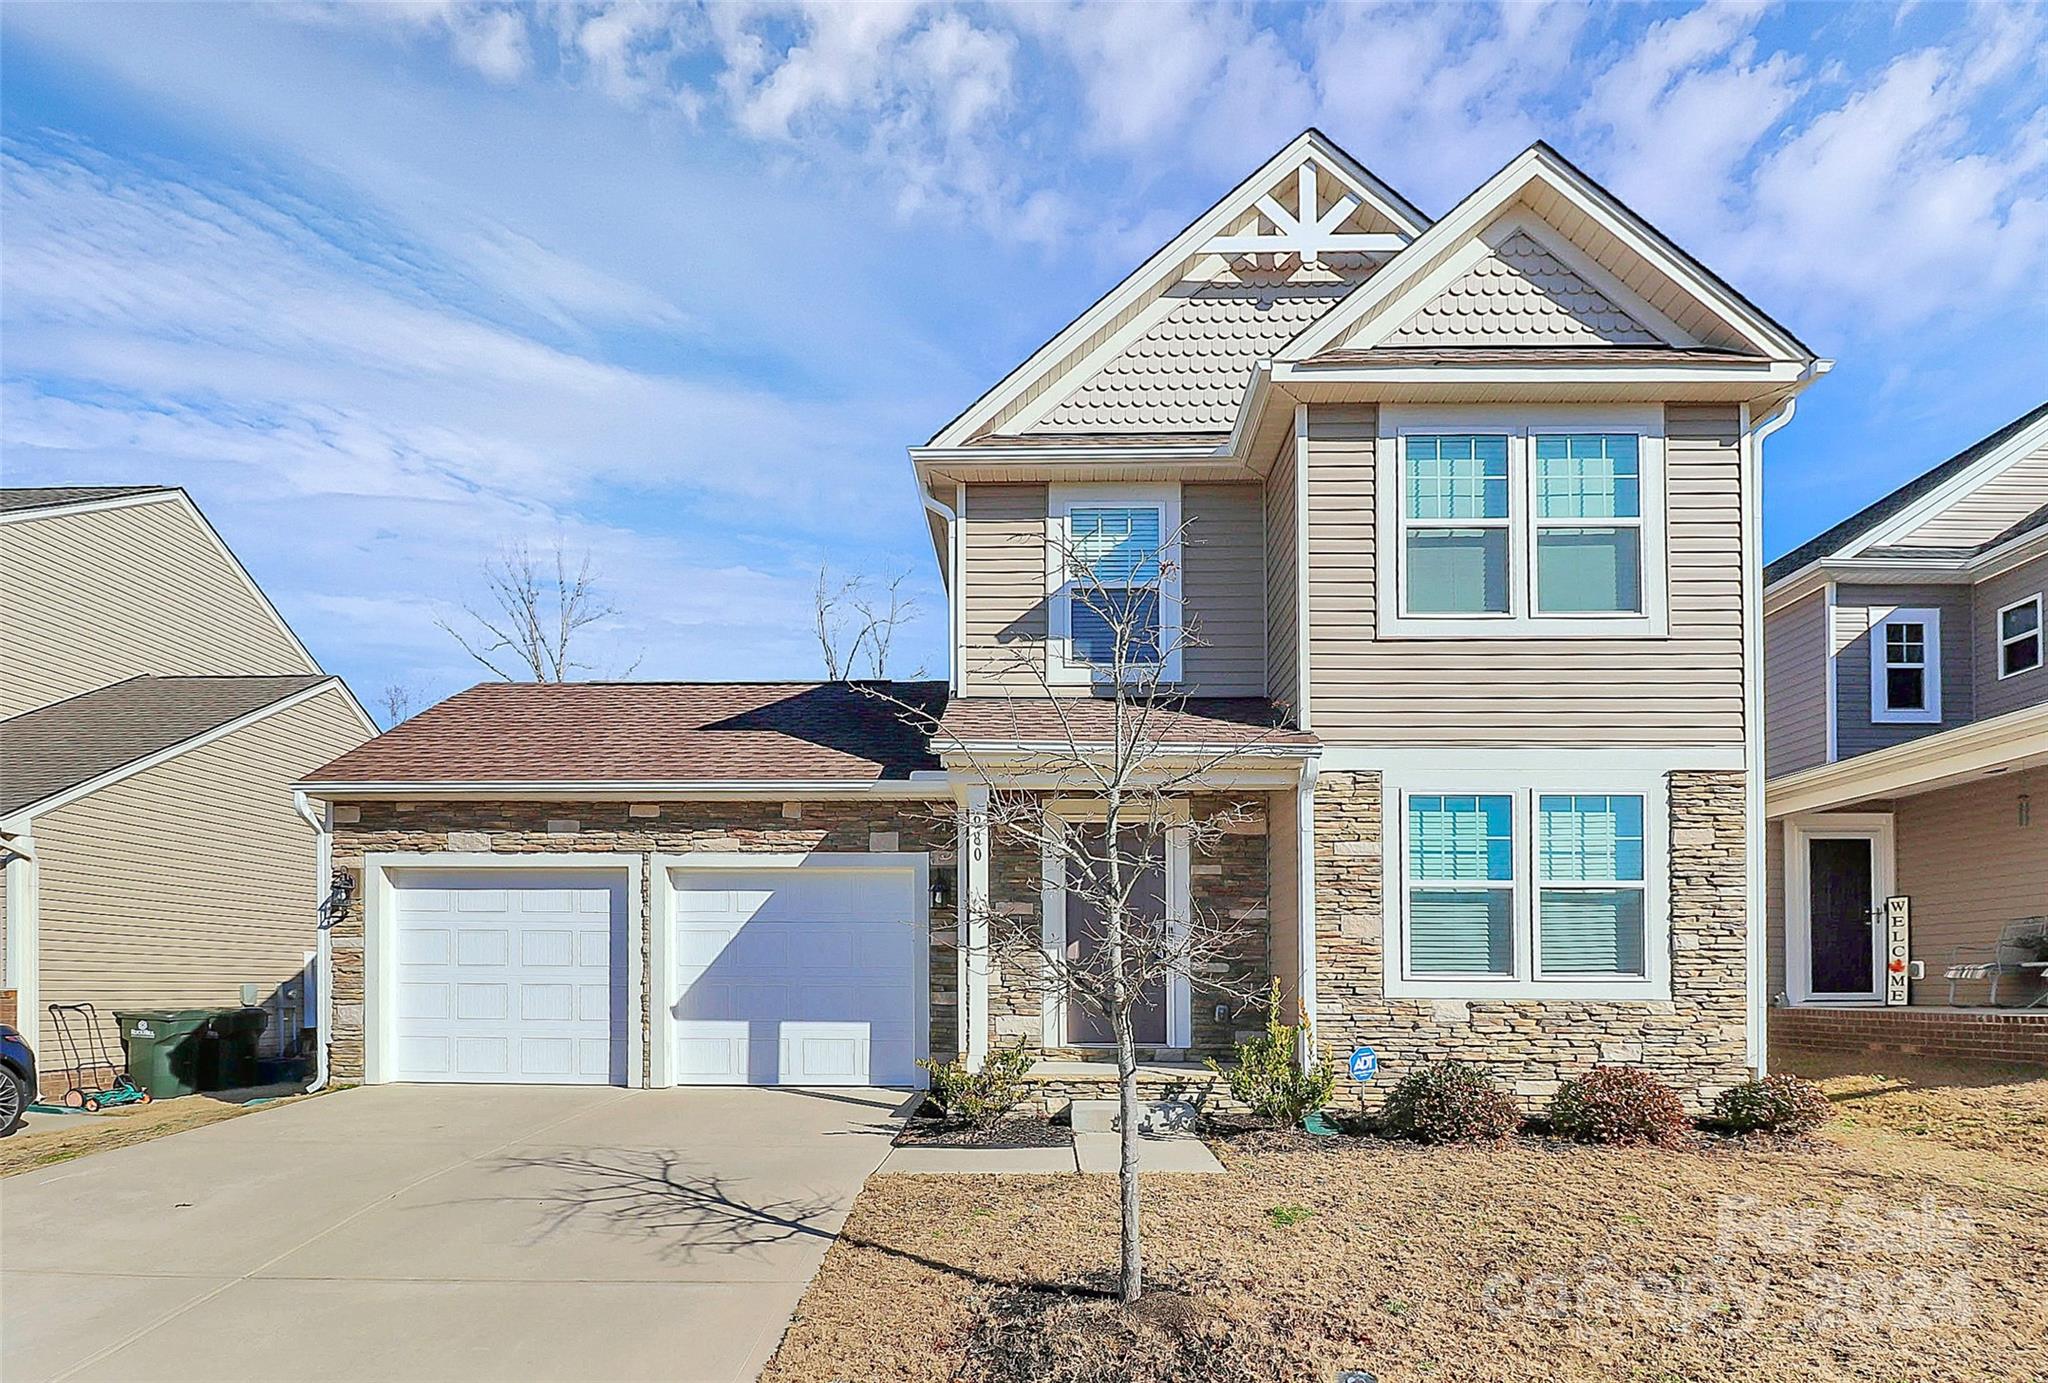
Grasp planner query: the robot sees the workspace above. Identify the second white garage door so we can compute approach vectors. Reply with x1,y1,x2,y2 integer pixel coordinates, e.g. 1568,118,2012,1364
666,856,925,1087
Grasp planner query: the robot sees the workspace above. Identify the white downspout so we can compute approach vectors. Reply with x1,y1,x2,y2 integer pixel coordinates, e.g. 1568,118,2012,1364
2,827,40,1055
921,486,961,697
1745,394,1800,1076
1295,758,1319,1061
293,790,335,1092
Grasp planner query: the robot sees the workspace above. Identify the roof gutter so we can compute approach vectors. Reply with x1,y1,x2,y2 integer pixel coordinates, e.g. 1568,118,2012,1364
294,776,959,802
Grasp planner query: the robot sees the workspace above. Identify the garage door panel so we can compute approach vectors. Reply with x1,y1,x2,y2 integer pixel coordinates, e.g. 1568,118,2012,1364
668,861,923,1088
390,869,625,1085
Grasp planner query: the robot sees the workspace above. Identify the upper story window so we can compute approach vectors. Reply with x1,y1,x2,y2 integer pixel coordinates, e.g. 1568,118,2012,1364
1998,594,2042,679
1047,484,1182,685
1387,770,1669,1001
1379,408,1666,639
1869,606,1941,724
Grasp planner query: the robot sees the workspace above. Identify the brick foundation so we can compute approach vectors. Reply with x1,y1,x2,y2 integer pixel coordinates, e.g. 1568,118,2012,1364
1771,1006,2048,1068
326,799,958,1083
1313,770,1753,1114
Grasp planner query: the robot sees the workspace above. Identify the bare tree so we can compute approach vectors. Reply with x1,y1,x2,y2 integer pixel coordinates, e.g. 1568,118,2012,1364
814,565,920,679
438,538,641,682
378,682,424,728
880,520,1277,1305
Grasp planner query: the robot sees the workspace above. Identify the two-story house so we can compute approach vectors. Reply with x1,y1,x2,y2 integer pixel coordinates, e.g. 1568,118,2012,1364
1,486,375,1098
299,132,1821,1110
1762,403,2048,1066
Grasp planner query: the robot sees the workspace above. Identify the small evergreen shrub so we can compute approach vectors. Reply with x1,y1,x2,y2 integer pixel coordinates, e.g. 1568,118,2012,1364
916,1042,1035,1128
1377,1060,1520,1143
1548,1065,1692,1146
1710,1073,1832,1136
1206,984,1337,1126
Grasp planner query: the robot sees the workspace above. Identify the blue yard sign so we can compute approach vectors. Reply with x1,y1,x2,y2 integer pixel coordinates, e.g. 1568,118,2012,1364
1348,1046,1378,1082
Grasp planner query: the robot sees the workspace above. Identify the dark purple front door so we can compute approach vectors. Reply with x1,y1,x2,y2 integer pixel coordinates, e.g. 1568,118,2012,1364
1063,823,1169,1045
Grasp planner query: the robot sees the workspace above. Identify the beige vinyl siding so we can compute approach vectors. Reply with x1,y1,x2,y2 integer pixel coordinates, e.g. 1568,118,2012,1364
961,483,1048,693
1764,590,1829,778
1975,553,2048,721
1305,403,1747,744
1892,767,2048,1005
31,684,367,1062
1265,433,1301,710
1833,582,1973,759
1888,441,2048,548
1180,484,1266,696
0,496,316,719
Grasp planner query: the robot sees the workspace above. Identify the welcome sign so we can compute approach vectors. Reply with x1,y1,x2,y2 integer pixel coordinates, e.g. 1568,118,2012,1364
1885,896,1911,1006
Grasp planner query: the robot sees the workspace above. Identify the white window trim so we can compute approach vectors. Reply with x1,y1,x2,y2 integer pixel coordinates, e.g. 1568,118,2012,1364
1996,593,2043,680
1782,812,1894,1005
1045,482,1183,685
1383,767,1671,1001
1039,801,1193,1049
1375,405,1668,638
1869,606,1941,724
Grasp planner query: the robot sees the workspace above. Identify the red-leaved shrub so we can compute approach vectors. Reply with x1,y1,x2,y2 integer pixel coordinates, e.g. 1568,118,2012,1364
1710,1074,1832,1136
1378,1059,1520,1143
1548,1065,1692,1146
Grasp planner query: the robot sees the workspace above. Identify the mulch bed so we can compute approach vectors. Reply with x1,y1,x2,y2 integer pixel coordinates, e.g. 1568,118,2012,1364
895,1114,1075,1149
767,1060,2048,1383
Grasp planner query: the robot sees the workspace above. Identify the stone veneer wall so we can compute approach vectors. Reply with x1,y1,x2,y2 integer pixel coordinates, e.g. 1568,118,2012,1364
325,800,958,1083
1314,770,1751,1113
985,792,1274,1062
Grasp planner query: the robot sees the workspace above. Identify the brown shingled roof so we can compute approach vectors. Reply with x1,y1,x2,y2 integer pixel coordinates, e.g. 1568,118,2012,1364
3,674,332,816
936,696,1315,750
302,681,948,786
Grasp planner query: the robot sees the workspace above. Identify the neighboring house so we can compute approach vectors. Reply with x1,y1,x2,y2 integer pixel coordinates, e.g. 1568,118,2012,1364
0,486,375,1093
299,131,1824,1109
1762,404,2048,1064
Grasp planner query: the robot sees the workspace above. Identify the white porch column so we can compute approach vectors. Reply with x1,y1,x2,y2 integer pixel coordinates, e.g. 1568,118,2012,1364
959,786,991,1071
1296,763,1318,1050
3,832,40,1049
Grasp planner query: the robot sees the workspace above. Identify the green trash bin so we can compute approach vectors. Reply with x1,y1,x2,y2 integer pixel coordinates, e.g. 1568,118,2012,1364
113,1009,218,1099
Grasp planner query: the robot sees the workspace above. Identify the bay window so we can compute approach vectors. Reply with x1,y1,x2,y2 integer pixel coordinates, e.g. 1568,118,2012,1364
1386,771,1669,1000
1379,409,1666,637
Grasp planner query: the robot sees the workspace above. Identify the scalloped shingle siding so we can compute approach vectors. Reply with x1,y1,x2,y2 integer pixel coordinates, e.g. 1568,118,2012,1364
1383,230,1660,346
1033,280,1357,432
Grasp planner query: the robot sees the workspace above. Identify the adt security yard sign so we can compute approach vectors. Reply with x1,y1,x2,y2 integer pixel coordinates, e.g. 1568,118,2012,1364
1348,1046,1378,1082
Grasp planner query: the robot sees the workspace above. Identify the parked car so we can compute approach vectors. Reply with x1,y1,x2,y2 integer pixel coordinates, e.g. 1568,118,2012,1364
1,1022,36,1136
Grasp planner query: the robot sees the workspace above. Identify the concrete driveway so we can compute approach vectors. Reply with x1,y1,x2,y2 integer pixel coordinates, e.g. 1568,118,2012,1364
2,1083,910,1383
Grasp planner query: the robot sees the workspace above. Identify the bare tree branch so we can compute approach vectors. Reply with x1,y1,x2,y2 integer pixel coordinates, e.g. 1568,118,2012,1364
437,537,640,682
814,564,920,679
377,683,425,728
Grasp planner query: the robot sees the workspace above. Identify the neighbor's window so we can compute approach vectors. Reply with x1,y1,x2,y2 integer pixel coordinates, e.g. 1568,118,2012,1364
1533,434,1643,614
1389,418,1662,634
1536,794,1647,977
1067,504,1162,667
1998,595,2042,679
1870,607,1941,723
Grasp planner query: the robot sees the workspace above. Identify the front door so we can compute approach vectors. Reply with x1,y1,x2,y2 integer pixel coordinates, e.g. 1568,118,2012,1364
1808,836,1878,998
1063,823,1169,1046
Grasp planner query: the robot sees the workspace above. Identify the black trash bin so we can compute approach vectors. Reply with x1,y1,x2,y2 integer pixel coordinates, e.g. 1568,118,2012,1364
212,1007,269,1090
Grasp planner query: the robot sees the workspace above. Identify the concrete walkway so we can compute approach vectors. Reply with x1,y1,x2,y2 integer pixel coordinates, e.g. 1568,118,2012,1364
2,1083,910,1383
879,1128,1224,1174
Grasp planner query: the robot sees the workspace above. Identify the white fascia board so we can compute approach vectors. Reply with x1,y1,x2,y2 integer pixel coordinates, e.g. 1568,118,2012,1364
295,778,957,801
1279,145,1809,365
3,679,352,829
1855,412,2048,553
1766,526,2048,609
1764,702,2048,816
0,489,180,525
1274,360,1810,389
926,130,1427,449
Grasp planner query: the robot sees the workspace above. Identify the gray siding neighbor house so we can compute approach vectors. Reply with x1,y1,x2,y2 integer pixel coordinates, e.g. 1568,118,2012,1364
1762,403,2048,1061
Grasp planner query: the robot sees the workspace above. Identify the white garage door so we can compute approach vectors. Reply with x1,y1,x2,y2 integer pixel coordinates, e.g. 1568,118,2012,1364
668,858,924,1087
390,870,626,1084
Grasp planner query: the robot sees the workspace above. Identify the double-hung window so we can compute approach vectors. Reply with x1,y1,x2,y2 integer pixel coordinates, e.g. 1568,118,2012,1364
1387,772,1668,1000
1997,595,2042,679
1047,484,1181,683
1869,606,1941,723
1380,409,1665,637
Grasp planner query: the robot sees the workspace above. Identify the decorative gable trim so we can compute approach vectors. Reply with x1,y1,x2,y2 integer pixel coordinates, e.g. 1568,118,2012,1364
923,129,1428,450
1278,143,1813,365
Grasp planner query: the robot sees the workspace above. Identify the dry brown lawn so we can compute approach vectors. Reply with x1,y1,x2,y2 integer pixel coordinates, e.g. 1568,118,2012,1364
764,1056,2046,1383
0,1087,316,1176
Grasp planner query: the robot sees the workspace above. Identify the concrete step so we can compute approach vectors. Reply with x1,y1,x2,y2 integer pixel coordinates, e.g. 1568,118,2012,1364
1066,1097,1199,1134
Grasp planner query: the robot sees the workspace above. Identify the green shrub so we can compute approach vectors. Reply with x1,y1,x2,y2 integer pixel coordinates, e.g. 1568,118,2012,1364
1548,1065,1692,1146
1377,1060,1519,1143
916,1042,1035,1127
1206,985,1336,1126
1710,1073,1832,1136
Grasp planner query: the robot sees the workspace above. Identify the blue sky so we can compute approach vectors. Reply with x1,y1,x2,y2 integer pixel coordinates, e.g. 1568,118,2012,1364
3,2,2044,720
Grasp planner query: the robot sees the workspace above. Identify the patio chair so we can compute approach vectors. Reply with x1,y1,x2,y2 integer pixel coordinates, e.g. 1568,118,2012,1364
1943,916,2048,1007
